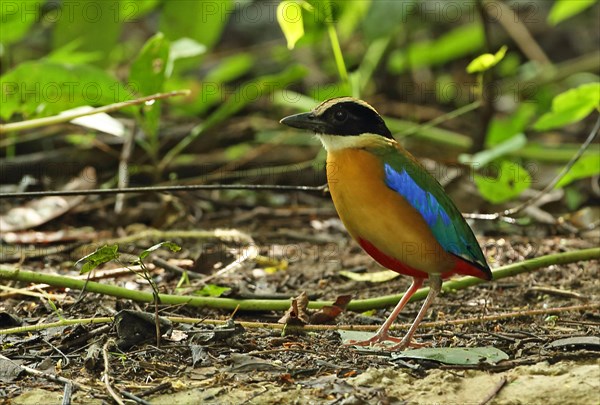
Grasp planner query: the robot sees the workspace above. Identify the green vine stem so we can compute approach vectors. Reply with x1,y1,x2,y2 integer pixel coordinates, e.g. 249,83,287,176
1,248,597,313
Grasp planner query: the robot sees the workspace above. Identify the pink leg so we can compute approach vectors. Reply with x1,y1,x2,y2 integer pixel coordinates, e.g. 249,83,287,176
347,278,424,347
390,274,442,351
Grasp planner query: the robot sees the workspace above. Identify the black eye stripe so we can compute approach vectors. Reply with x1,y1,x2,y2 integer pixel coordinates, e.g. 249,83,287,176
317,101,393,139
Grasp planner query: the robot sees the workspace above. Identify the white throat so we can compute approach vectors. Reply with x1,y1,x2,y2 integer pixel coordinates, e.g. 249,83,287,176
317,133,387,151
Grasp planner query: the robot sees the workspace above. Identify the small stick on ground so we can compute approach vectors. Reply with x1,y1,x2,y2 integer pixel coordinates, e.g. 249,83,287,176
102,338,125,405
0,354,88,392
478,375,508,405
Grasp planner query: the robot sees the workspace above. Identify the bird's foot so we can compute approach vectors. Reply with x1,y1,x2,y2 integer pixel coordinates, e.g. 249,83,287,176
345,332,425,351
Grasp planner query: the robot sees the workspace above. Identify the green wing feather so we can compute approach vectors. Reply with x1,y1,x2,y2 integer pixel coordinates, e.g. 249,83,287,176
369,142,490,273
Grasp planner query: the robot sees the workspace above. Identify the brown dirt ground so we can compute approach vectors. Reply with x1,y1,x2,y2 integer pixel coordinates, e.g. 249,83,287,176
1,202,599,404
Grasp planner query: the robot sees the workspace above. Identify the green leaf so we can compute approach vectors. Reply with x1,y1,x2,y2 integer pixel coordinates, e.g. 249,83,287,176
204,53,255,83
466,46,508,74
167,38,206,77
339,331,508,364
139,241,182,261
76,245,120,274
53,0,122,67
474,160,531,204
119,0,160,21
393,347,509,365
534,83,600,131
555,153,600,189
201,65,308,130
129,33,170,139
0,61,131,120
387,23,484,74
338,270,399,283
194,284,232,297
159,0,230,75
362,0,404,40
45,40,103,65
277,1,305,49
130,33,170,96
161,65,307,168
548,0,598,25
485,104,537,147
460,133,527,167
0,0,42,46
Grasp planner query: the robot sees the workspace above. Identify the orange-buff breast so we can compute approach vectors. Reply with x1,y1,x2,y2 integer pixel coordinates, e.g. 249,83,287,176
326,148,456,277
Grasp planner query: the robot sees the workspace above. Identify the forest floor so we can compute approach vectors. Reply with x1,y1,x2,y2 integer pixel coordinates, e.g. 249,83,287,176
1,202,598,404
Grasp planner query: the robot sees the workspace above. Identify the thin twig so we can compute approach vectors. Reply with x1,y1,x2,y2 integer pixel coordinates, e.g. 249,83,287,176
465,116,600,221
0,302,596,336
0,183,328,199
483,0,551,65
0,90,190,134
120,390,153,405
102,338,125,405
62,381,73,405
0,354,88,391
478,376,508,405
115,123,136,214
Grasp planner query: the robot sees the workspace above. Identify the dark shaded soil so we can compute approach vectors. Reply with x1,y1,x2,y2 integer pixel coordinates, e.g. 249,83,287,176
1,201,598,404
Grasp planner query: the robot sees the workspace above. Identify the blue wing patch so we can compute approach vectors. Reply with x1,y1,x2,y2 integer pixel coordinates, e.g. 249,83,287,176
384,164,476,261
384,164,451,229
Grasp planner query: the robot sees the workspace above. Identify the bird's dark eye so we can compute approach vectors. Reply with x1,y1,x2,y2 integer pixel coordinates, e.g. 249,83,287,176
333,110,348,123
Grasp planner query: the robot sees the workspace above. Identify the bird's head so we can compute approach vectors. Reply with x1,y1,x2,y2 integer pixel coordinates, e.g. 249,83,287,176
280,97,393,151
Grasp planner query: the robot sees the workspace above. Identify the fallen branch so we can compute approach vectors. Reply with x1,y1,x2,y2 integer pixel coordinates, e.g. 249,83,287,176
0,303,597,336
0,90,190,134
0,248,597,315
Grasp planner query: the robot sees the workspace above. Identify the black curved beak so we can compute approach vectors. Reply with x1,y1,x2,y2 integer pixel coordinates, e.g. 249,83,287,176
280,112,327,133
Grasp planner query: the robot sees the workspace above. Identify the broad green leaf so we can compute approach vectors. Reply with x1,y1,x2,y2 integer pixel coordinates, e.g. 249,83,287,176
194,284,232,297
139,241,182,261
0,0,42,46
161,65,307,167
159,0,230,73
337,0,372,41
119,0,160,21
460,133,527,167
277,1,305,49
202,65,308,129
46,40,103,65
160,0,229,49
76,245,120,274
485,104,536,147
474,160,531,204
362,0,405,40
167,53,255,117
204,53,255,83
466,46,508,74
53,0,122,67
393,347,509,365
339,331,508,364
387,23,484,74
0,61,131,120
130,33,170,96
166,38,207,77
130,33,170,139
548,0,598,25
338,270,399,283
555,153,600,189
534,82,600,131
